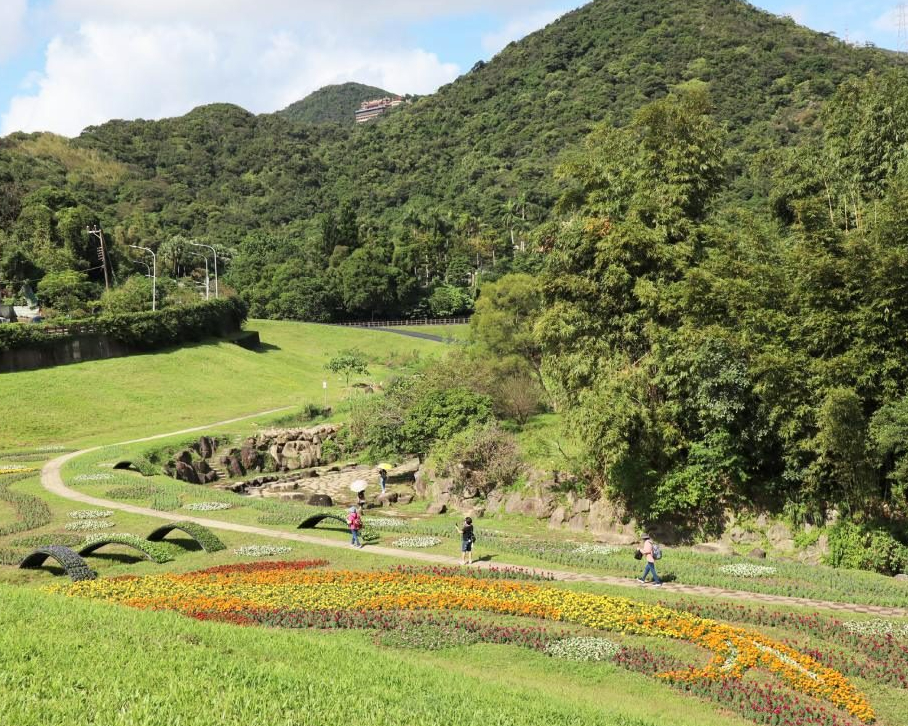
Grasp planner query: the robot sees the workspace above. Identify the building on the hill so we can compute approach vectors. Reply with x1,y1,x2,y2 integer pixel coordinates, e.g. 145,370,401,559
354,96,403,123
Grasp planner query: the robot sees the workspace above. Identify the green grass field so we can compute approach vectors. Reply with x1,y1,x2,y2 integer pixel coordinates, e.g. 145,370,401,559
2,321,907,726
0,320,442,448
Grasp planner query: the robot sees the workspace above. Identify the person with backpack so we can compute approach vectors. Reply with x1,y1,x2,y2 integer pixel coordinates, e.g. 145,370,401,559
636,534,662,586
347,506,364,548
456,516,476,565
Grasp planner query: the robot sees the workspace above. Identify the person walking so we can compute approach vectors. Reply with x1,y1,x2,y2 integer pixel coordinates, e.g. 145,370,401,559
456,516,476,565
378,468,388,494
347,506,364,548
636,534,662,586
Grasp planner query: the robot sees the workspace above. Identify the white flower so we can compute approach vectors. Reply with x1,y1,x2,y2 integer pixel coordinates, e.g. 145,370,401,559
183,502,232,511
719,564,777,578
545,637,619,661
234,545,293,557
73,473,114,481
843,619,908,638
363,517,407,529
572,544,621,557
67,510,114,520
65,519,115,531
393,536,441,549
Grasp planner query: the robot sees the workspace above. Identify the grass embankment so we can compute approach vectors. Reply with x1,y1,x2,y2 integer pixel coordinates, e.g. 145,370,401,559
0,320,442,449
0,583,736,726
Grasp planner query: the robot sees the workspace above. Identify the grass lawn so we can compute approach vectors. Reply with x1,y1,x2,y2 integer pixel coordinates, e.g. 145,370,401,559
0,320,444,448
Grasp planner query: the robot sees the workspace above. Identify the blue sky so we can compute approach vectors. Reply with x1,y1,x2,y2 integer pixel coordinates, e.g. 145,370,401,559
0,0,903,137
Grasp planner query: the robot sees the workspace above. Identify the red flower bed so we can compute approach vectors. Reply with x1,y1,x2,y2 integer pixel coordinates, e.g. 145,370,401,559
189,559,329,576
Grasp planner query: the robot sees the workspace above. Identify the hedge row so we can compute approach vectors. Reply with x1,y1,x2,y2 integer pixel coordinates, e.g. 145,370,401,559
0,297,248,353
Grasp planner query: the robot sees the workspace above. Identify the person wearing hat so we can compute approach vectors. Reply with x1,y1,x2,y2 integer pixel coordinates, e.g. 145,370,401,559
636,534,662,586
347,506,364,548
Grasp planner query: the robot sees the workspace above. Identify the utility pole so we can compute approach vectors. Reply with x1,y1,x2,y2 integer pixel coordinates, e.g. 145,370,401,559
899,3,908,54
189,242,218,298
128,245,157,311
86,226,110,292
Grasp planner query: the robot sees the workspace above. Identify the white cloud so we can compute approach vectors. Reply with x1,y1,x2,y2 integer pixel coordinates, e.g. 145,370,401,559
0,0,29,62
1,21,459,136
51,1,550,28
481,7,568,55
872,7,901,32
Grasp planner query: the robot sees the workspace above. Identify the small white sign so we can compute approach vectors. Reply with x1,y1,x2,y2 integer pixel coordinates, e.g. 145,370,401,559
322,381,327,389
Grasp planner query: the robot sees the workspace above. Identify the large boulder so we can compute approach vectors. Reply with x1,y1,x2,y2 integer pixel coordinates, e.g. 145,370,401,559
388,458,420,483
549,506,567,528
748,547,767,560
240,446,262,472
174,460,201,484
426,501,448,515
197,436,215,459
377,491,399,507
175,449,193,465
226,455,245,479
308,494,334,507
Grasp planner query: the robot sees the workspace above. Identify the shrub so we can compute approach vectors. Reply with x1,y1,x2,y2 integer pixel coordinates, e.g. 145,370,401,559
436,423,523,496
0,296,247,353
400,387,493,455
826,520,908,575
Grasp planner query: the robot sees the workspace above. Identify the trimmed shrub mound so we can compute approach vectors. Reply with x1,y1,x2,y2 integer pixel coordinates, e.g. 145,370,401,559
146,521,226,552
79,534,175,564
297,513,379,543
19,545,97,581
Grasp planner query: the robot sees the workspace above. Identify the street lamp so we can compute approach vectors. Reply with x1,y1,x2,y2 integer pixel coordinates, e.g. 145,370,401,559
190,251,210,300
128,245,157,311
189,242,218,298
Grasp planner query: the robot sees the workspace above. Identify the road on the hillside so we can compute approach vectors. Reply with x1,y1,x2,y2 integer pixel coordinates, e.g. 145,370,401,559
40,409,908,617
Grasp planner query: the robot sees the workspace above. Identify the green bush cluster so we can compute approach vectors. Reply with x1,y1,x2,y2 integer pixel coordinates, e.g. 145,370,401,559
826,521,908,576
0,297,247,353
80,533,176,564
156,522,227,553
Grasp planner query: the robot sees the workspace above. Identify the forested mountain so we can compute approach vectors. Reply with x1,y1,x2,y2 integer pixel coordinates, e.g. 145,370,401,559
0,0,903,321
279,82,395,124
4,0,908,541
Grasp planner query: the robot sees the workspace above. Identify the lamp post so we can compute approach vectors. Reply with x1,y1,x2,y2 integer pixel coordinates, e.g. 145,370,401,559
128,245,156,311
189,242,218,298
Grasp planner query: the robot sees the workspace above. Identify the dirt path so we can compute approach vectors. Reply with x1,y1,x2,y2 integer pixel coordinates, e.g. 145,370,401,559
41,411,908,617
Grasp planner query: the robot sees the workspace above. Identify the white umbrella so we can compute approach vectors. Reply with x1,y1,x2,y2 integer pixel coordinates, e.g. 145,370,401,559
349,479,368,493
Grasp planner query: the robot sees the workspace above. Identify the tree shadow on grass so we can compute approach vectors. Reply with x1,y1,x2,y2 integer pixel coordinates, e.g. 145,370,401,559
85,552,147,565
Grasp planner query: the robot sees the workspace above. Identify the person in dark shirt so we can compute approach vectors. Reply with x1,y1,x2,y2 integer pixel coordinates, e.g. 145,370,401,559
456,516,476,565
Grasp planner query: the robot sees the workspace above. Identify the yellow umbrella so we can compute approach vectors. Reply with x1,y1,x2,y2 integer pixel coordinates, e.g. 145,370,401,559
377,462,393,470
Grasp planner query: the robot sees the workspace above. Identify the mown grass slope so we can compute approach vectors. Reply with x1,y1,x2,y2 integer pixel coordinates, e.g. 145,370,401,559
0,583,742,726
0,321,442,448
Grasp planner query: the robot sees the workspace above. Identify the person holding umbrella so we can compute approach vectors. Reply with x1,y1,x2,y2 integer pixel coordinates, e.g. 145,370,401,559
350,478,368,512
377,464,391,494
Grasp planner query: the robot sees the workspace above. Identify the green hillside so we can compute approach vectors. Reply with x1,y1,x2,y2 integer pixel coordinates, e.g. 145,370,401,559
279,82,396,124
2,0,902,320
0,320,443,448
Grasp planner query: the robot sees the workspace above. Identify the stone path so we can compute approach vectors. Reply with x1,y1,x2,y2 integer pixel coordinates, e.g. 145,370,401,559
41,410,908,618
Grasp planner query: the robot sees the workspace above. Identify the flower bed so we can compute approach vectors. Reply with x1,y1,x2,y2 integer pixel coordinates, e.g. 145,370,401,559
0,471,52,537
67,510,114,520
64,520,115,531
234,545,293,557
388,565,554,581
545,636,620,661
719,564,778,578
56,564,874,722
183,502,232,512
72,473,114,482
571,544,622,557
393,536,441,548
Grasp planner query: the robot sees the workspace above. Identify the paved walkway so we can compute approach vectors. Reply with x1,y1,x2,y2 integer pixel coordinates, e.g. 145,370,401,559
41,410,908,618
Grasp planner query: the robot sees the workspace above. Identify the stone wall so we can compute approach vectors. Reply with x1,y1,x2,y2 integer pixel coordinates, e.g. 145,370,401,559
0,334,132,373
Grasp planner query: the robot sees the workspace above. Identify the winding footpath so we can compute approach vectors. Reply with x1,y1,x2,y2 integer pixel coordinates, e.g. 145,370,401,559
41,409,908,617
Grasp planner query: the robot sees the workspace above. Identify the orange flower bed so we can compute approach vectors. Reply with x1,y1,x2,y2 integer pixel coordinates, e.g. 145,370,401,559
53,564,874,722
